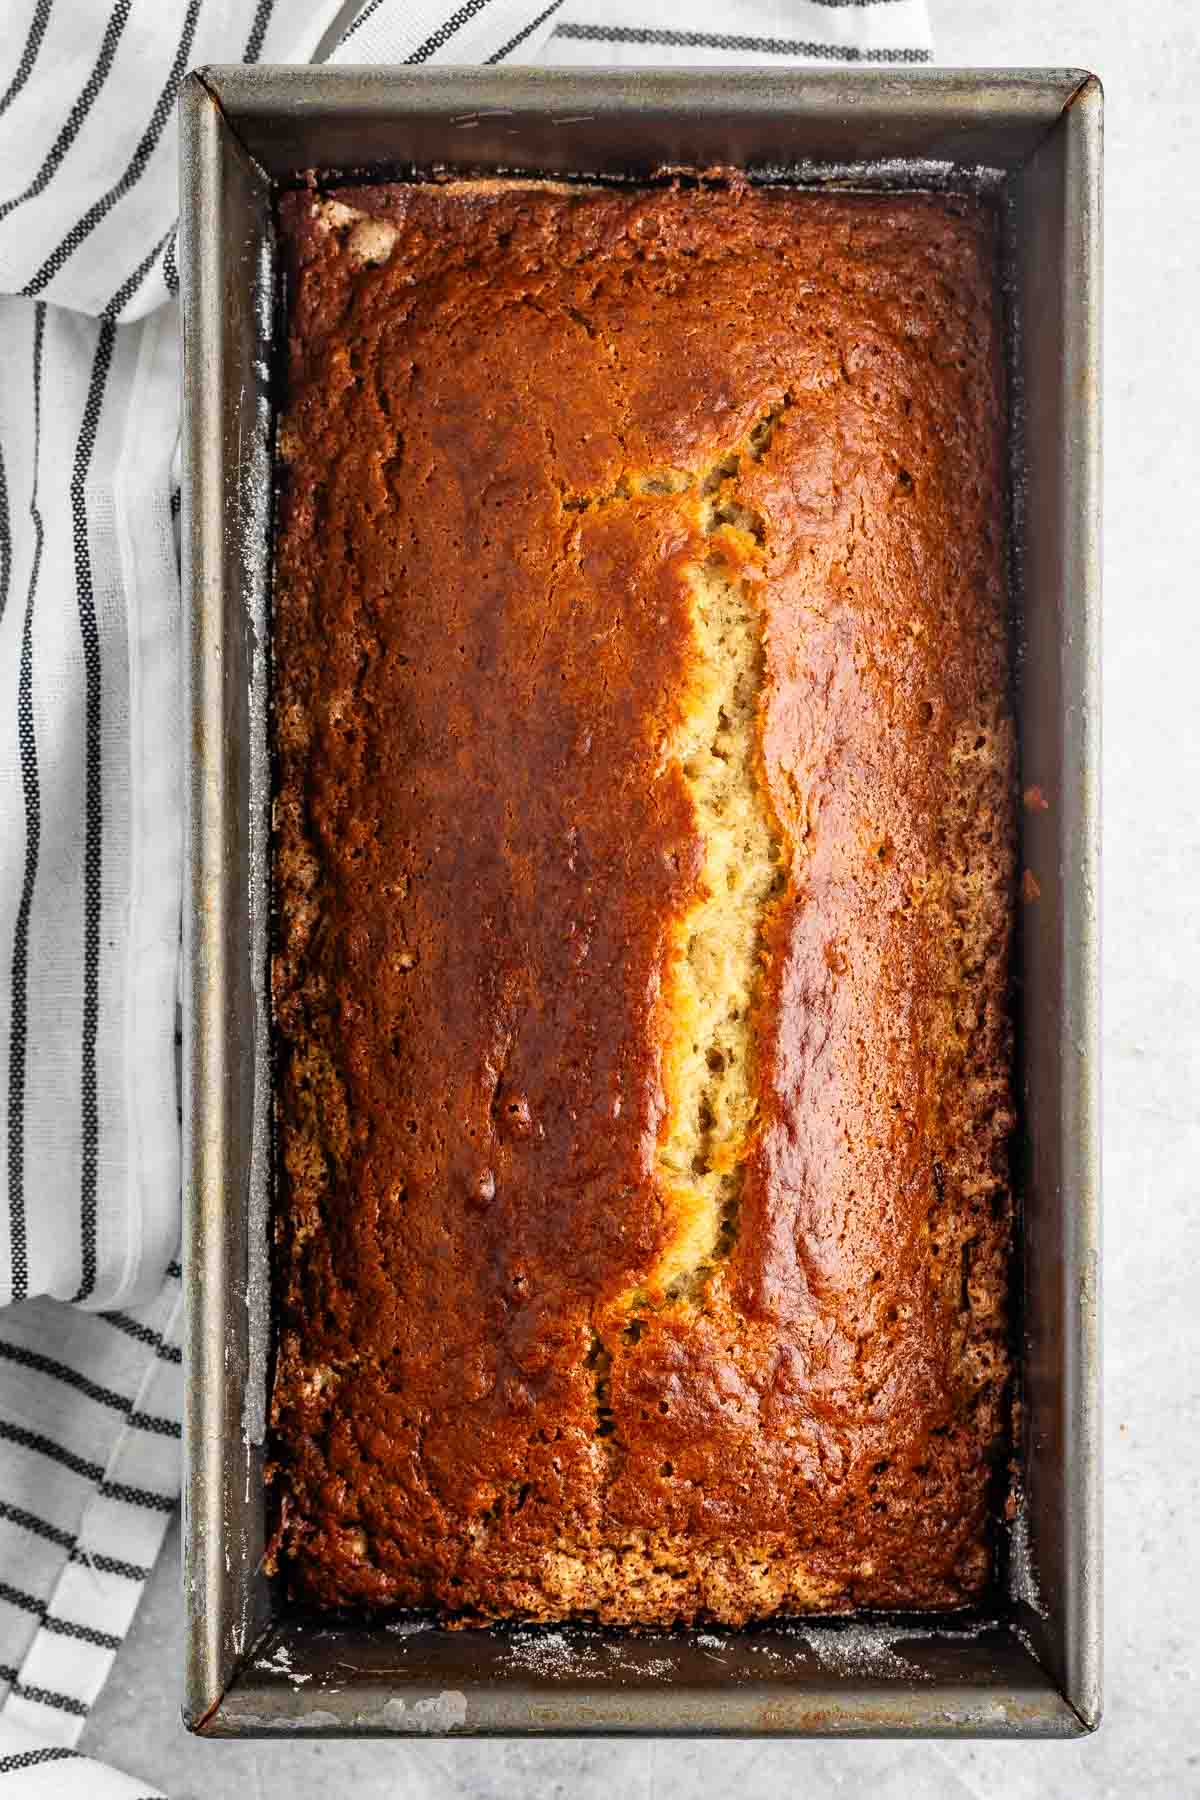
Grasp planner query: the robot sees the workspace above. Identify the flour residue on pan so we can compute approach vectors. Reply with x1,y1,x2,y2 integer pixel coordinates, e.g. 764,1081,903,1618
254,1641,313,1685
748,157,1006,195
1008,1496,1048,1618
500,1628,600,1678
784,1616,996,1681
793,1624,927,1680
385,1616,437,1639
242,215,276,1450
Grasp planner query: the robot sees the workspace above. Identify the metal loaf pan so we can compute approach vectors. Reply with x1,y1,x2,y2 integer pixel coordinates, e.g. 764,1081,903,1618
180,65,1101,1738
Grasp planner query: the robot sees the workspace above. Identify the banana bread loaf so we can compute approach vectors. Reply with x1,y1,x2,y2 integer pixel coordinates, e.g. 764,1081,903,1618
270,176,1016,1623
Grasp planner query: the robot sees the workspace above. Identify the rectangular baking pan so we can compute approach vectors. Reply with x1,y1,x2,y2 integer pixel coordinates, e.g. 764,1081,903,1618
180,65,1101,1738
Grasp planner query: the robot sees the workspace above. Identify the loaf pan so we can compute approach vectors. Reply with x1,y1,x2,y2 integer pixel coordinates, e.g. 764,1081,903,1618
179,65,1101,1738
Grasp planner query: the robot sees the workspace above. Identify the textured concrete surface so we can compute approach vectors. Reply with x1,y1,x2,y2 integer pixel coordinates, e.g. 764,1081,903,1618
82,2,1200,1792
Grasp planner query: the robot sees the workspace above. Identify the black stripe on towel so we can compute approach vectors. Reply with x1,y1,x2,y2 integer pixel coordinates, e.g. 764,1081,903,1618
0,1579,47,1617
1,1422,175,1508
22,0,204,296
0,1746,81,1774
340,0,387,42
70,321,117,1303
163,227,180,296
0,1421,104,1484
0,1582,123,1651
486,0,564,63
0,1427,174,1507
127,1410,182,1439
103,222,173,320
0,444,9,627
7,303,46,1308
344,0,497,62
406,0,495,63
0,0,56,118
69,1547,152,1581
0,1667,89,1719
0,1341,179,1435
0,1501,75,1552
243,0,277,62
43,1613,124,1652
553,22,930,61
0,0,132,224
98,1312,183,1362
0,1341,131,1410
100,1480,176,1515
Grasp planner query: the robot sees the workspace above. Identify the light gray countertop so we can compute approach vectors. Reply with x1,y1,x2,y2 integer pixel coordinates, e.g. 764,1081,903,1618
84,1,1200,1791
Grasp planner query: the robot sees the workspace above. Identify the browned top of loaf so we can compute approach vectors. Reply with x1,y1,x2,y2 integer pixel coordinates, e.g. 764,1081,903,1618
270,177,1015,1623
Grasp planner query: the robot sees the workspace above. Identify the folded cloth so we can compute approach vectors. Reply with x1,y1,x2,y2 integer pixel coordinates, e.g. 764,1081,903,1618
0,0,930,1791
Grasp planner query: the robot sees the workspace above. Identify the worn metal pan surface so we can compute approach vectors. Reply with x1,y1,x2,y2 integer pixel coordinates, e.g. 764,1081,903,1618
180,64,1101,1738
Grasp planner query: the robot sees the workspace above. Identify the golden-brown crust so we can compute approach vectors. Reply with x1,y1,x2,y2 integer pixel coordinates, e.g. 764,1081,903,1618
271,178,1015,1622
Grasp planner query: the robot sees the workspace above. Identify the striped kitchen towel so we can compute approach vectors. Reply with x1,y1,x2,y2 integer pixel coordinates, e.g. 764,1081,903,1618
0,0,930,1793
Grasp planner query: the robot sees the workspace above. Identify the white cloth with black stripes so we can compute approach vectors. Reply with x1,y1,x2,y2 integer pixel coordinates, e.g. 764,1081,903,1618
0,0,929,1792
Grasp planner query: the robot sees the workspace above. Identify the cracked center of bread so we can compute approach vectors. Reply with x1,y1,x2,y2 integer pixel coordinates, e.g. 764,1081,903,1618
651,510,784,1302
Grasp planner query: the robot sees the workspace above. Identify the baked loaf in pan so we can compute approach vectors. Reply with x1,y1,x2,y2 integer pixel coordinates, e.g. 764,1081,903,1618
270,177,1016,1623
